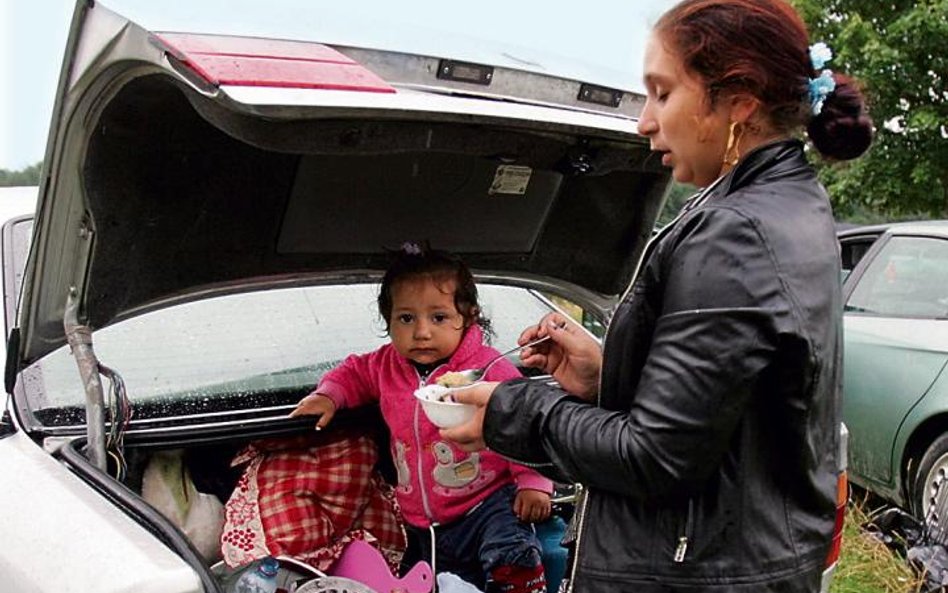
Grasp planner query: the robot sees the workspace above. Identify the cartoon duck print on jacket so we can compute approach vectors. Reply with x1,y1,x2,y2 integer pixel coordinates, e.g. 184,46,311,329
431,442,496,496
393,440,495,497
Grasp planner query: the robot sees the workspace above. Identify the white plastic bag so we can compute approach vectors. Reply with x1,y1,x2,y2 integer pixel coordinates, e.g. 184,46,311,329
436,573,484,593
141,449,225,562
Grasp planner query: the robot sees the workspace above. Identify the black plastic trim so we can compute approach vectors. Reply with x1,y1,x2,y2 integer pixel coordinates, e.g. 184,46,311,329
0,408,16,439
436,59,493,85
5,327,19,395
578,83,623,108
57,439,224,593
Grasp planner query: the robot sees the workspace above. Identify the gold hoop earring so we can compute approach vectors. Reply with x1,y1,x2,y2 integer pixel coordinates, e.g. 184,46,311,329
723,121,744,167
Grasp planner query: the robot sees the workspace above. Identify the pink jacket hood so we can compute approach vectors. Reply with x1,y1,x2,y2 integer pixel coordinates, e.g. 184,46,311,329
317,325,553,527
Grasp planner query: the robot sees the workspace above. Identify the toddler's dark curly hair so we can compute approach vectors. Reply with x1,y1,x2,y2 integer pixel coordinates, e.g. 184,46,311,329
377,242,492,338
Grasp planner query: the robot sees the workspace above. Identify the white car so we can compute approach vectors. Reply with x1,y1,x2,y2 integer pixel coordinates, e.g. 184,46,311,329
0,2,844,593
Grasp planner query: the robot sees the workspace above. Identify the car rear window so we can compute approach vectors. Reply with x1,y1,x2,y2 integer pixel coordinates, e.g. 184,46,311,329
20,283,557,428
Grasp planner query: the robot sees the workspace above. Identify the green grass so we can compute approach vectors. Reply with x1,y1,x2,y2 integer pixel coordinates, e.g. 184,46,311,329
830,502,922,593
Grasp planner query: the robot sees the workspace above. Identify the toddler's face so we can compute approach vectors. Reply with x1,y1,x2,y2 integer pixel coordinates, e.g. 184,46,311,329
389,276,465,365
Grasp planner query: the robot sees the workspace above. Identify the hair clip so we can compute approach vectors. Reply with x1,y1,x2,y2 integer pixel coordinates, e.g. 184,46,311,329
809,42,833,70
808,42,836,116
401,242,423,255
808,70,836,116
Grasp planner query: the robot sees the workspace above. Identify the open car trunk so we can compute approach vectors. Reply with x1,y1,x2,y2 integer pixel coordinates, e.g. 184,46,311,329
16,5,668,368
1,2,671,591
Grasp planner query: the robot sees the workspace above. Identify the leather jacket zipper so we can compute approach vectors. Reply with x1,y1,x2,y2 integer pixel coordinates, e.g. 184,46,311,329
565,485,589,592
564,220,678,593
567,180,725,591
674,499,695,563
490,450,554,469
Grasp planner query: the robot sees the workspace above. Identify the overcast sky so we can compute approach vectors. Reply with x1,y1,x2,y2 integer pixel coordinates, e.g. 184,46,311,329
0,0,675,171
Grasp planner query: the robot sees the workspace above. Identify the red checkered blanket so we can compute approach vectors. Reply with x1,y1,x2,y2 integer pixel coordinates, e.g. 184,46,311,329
221,432,406,571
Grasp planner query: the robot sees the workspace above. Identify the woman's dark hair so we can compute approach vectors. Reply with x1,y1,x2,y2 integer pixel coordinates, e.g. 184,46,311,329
655,0,873,161
377,242,492,337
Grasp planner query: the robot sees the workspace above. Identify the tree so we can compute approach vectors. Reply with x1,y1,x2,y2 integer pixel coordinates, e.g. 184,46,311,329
0,161,43,187
791,0,948,221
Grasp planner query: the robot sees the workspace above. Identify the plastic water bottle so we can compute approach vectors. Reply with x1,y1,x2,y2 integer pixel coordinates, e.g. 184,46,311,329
232,556,279,593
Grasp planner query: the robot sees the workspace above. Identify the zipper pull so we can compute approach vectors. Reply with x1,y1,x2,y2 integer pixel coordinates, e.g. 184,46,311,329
674,536,688,563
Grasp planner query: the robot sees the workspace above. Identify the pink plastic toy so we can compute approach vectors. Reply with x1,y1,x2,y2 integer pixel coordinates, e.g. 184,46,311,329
330,539,433,593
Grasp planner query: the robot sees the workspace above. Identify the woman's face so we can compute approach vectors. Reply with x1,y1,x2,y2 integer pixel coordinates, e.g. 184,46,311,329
639,33,730,187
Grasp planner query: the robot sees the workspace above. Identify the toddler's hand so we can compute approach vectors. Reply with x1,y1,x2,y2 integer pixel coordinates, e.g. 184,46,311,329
513,489,552,523
289,392,337,430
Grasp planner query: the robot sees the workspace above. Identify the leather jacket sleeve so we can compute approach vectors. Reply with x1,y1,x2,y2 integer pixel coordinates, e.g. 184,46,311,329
485,206,790,500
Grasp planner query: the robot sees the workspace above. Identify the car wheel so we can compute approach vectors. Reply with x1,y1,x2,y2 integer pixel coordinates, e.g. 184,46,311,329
913,434,948,525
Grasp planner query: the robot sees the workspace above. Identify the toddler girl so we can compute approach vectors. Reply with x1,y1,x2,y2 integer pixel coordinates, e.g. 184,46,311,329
291,243,551,593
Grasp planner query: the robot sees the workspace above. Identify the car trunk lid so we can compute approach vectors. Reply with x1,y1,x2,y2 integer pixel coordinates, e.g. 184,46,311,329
14,1,670,370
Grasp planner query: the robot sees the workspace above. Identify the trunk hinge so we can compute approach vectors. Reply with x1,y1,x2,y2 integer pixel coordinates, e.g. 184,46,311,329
64,287,107,472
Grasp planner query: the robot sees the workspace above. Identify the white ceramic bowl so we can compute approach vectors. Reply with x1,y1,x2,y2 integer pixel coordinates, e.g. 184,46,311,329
414,385,477,428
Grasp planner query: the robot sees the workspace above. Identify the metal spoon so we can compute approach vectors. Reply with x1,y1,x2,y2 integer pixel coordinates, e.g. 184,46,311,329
439,330,559,387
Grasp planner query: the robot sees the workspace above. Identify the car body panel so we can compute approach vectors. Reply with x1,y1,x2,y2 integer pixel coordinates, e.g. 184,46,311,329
840,222,948,506
0,429,202,593
843,315,948,485
92,0,664,94
891,365,948,503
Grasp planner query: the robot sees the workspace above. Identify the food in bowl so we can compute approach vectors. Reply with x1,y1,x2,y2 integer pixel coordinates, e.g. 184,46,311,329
436,371,475,388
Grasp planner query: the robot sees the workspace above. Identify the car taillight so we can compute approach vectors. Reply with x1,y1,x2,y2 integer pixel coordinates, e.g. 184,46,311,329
826,470,848,567
151,33,396,93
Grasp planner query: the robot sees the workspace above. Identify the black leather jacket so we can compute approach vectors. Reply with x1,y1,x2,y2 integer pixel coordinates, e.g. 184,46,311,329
485,140,842,592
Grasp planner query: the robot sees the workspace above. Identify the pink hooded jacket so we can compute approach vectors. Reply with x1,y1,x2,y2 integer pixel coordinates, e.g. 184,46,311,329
317,325,553,528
